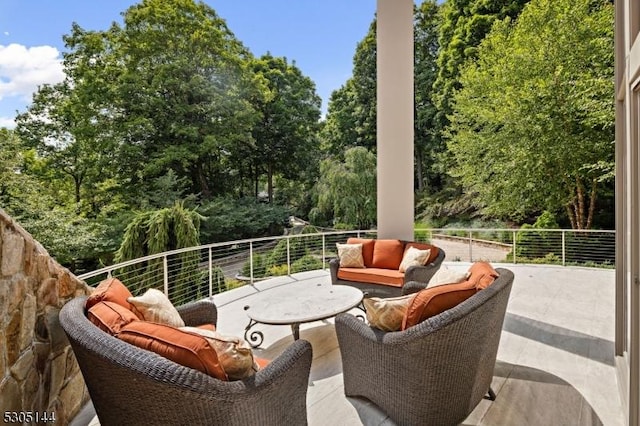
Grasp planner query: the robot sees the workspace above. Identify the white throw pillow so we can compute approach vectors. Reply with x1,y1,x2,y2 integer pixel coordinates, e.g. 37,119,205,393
127,288,185,327
398,247,431,272
336,243,365,268
427,266,469,288
180,326,259,380
363,294,413,331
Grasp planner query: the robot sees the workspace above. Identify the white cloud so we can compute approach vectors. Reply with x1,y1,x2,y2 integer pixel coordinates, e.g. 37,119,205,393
0,43,65,102
0,116,16,129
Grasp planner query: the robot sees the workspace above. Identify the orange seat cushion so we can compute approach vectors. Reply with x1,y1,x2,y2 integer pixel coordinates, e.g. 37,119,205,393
371,239,404,270
346,238,376,267
118,321,228,381
401,280,477,330
404,242,440,265
87,301,139,335
86,277,133,310
467,261,500,290
338,267,405,287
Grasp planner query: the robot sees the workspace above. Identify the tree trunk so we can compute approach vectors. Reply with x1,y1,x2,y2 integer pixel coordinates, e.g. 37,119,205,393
74,175,82,205
238,166,244,198
267,163,274,203
566,204,577,230
575,177,585,229
586,178,597,230
415,149,424,193
566,177,597,230
195,164,211,199
253,164,259,200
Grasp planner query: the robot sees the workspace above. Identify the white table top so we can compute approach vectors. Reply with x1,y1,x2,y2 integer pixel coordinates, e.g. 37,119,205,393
244,283,363,325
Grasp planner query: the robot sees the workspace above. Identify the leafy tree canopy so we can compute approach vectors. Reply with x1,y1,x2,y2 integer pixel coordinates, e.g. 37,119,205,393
249,53,322,202
448,0,614,228
414,0,442,194
433,0,530,132
310,146,377,229
320,20,377,156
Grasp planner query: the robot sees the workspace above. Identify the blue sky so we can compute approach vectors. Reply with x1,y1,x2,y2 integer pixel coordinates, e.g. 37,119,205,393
0,0,382,129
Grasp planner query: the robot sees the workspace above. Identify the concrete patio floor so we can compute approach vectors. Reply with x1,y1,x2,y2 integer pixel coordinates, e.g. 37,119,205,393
73,263,623,426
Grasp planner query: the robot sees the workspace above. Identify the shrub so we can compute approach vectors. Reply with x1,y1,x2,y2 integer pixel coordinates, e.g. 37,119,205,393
209,266,227,295
267,264,289,276
414,228,432,243
265,239,304,269
291,254,323,273
265,226,322,270
226,279,247,290
241,253,267,279
198,197,290,243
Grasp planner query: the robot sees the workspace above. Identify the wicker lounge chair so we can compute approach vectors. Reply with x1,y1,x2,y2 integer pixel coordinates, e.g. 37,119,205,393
335,268,514,426
59,296,313,426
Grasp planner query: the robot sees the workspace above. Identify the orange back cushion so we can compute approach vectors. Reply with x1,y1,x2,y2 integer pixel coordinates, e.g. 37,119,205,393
371,239,405,269
254,357,270,369
118,321,228,381
86,277,133,310
467,261,500,290
88,301,139,335
404,242,440,264
401,281,477,330
346,238,376,267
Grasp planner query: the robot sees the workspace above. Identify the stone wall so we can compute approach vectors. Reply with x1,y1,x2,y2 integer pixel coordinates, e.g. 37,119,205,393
0,208,92,424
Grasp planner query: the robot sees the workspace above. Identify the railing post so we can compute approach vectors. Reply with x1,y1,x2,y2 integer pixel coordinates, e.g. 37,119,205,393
286,237,291,275
163,255,169,297
512,231,517,264
562,230,566,266
249,242,254,285
468,231,473,262
208,247,213,297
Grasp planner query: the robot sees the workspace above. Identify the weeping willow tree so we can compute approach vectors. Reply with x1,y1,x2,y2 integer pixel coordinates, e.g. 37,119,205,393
115,202,204,302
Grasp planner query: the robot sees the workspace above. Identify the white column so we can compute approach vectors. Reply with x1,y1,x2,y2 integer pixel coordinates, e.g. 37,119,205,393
376,0,414,240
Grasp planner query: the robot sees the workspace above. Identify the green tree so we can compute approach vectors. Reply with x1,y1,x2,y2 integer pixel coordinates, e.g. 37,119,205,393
320,81,359,157
433,0,529,136
311,147,376,229
448,0,614,228
0,129,31,210
15,75,117,215
350,20,377,151
322,5,442,197
197,197,290,243
414,1,442,194
249,54,322,203
115,202,203,301
19,0,265,207
110,0,263,200
1,129,112,269
320,21,377,156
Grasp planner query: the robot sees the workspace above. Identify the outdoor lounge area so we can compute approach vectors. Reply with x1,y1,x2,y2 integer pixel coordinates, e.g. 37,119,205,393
70,262,622,426
2,0,638,422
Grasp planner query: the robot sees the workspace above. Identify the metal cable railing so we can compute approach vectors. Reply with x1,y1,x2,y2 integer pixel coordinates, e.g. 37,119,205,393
78,228,614,306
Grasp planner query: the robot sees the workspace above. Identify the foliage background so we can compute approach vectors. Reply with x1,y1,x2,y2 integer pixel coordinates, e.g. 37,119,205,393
1,0,615,270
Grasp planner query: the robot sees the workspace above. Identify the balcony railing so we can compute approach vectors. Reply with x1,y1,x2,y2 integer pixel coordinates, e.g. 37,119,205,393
78,228,614,306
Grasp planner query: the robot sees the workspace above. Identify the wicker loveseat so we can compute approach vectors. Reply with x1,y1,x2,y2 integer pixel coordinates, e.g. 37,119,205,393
329,238,445,298
60,296,313,426
335,267,514,426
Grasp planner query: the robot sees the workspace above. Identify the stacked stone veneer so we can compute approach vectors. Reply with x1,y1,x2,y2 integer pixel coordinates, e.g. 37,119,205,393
0,208,92,424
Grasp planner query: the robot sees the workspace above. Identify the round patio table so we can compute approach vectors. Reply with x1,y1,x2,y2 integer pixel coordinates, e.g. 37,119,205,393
243,283,363,348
